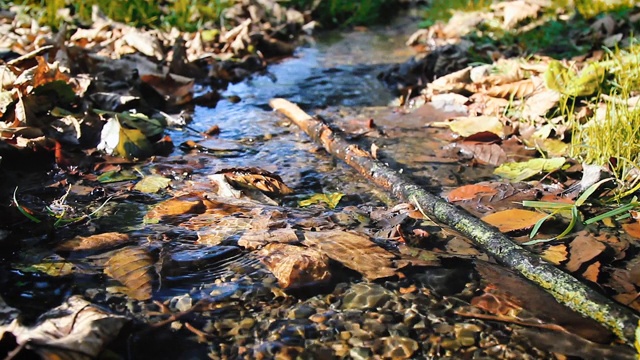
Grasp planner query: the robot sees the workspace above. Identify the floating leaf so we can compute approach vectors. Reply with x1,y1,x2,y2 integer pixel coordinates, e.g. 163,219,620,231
482,209,548,233
134,175,171,193
299,192,344,209
56,232,130,252
448,184,497,202
104,247,154,301
494,157,566,182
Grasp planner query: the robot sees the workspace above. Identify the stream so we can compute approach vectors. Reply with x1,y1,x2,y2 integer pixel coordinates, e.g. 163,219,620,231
2,9,636,360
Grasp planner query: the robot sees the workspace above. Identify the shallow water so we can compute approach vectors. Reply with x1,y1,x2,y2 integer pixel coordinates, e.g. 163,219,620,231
3,10,635,360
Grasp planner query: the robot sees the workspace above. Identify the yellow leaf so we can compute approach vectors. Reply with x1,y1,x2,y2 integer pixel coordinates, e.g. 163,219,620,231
298,192,344,209
482,209,548,233
541,244,567,265
433,116,504,137
494,157,566,182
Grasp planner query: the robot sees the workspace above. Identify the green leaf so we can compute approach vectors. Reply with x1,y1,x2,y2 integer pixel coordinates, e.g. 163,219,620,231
13,187,41,223
116,124,153,159
575,177,613,207
134,175,171,193
32,80,76,103
494,157,566,182
298,192,344,209
97,170,138,183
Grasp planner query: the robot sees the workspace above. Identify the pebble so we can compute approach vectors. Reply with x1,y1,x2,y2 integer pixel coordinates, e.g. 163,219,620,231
341,283,396,310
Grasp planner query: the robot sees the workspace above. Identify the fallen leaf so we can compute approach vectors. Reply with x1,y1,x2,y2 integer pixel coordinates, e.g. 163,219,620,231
1,296,127,359
302,230,399,280
134,175,171,193
56,232,130,252
582,261,601,283
482,209,548,233
298,192,344,209
238,228,299,250
565,232,606,272
541,244,568,265
144,196,207,224
485,78,538,99
257,243,331,288
25,262,77,277
432,116,504,137
448,184,497,202
494,157,566,182
623,221,640,239
456,141,507,166
220,167,293,196
104,247,155,301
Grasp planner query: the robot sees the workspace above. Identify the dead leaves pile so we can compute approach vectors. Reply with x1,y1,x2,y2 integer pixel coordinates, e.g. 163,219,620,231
0,1,309,168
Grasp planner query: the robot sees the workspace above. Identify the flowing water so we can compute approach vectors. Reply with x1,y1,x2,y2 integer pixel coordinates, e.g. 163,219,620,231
2,10,635,360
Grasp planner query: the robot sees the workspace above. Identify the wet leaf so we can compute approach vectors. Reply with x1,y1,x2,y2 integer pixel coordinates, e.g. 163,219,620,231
482,209,549,233
134,175,171,193
447,184,497,202
219,167,294,196
541,244,568,265
257,243,331,288
238,228,299,250
25,262,76,276
1,296,127,359
302,230,399,280
56,232,130,252
432,116,504,137
97,170,138,183
144,196,207,224
104,247,154,301
298,192,344,209
565,232,606,272
140,73,194,106
494,157,566,182
97,117,153,159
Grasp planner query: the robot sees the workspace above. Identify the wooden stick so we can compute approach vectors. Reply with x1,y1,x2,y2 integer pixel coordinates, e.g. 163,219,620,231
269,97,640,348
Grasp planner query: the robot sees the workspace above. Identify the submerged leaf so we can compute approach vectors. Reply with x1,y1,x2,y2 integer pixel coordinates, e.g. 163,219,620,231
257,243,331,288
219,167,294,196
104,247,154,301
56,232,130,252
134,175,171,193
298,192,344,209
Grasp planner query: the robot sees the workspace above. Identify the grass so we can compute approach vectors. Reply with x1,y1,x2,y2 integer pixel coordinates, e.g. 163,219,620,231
14,0,234,31
287,0,397,26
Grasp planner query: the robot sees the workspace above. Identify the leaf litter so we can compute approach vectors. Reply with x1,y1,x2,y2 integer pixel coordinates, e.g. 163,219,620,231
4,0,640,359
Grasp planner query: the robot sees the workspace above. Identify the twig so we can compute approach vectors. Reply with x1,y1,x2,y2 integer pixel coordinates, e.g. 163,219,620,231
269,97,640,348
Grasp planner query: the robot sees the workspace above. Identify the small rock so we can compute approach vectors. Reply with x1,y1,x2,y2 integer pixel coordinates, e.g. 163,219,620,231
341,283,396,310
376,336,419,359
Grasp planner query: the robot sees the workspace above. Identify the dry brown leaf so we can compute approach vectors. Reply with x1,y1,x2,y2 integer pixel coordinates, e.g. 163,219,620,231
56,232,130,252
219,167,294,196
302,230,398,280
566,233,606,272
456,141,507,166
257,243,331,288
613,293,640,312
104,247,154,301
582,261,601,283
140,73,194,106
485,78,538,99
493,0,541,29
482,209,548,233
447,184,497,202
522,90,560,120
622,221,640,239
541,244,568,265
